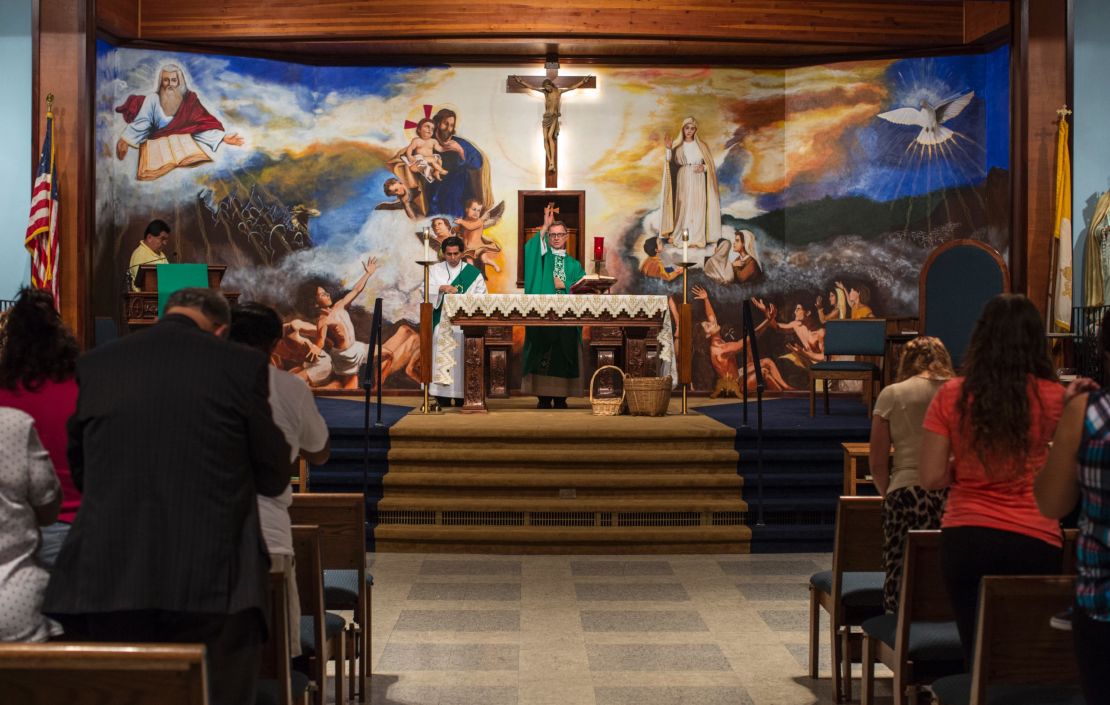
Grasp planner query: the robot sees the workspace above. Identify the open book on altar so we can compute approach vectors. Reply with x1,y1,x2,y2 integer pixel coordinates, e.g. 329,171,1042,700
137,134,212,181
570,274,617,294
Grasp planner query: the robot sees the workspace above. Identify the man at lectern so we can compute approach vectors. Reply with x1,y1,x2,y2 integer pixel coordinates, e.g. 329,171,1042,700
430,236,486,408
522,203,587,409
127,219,171,291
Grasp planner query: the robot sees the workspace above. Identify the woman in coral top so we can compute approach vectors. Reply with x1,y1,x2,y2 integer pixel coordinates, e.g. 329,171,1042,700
0,288,80,568
919,294,1092,665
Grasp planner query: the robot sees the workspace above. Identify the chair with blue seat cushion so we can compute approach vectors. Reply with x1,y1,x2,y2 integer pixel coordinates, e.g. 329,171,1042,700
291,524,346,705
808,496,885,703
258,571,310,705
930,575,1082,705
861,530,962,705
919,239,1009,370
291,493,372,702
809,319,888,418
930,674,1086,705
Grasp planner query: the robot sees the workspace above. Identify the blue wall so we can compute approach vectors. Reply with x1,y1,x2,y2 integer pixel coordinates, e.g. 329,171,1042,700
0,1,31,297
1074,0,1110,305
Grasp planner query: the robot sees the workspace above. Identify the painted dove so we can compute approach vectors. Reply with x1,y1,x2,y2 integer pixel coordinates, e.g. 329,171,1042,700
877,91,975,146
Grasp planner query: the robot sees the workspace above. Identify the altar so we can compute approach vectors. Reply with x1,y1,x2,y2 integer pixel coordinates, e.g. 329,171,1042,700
433,293,675,412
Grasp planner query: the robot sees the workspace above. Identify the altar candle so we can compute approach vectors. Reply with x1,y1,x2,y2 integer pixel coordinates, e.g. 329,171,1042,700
681,228,689,262
593,236,604,260
423,227,431,261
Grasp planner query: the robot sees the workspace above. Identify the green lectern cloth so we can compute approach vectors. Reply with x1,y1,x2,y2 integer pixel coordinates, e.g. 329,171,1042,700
156,264,210,317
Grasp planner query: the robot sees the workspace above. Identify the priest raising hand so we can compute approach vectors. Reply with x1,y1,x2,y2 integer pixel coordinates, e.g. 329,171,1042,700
522,204,587,409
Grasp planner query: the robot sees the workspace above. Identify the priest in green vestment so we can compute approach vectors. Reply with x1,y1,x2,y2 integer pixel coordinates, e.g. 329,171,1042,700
522,204,587,409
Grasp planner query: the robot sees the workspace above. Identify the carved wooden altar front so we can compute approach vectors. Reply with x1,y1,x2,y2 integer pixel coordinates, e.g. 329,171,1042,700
434,294,674,413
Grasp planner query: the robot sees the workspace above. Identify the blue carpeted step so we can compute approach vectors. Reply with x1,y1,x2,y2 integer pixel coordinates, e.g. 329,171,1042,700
311,400,411,552
741,472,843,498
749,524,834,553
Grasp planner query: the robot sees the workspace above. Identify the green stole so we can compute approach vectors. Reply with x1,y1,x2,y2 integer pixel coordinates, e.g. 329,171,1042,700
432,262,482,328
521,233,587,379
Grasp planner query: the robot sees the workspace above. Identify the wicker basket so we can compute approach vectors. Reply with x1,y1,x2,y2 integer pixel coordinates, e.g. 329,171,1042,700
589,365,626,416
625,375,673,416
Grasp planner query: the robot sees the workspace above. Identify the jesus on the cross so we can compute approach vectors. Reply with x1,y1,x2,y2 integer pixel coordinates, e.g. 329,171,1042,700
509,74,594,174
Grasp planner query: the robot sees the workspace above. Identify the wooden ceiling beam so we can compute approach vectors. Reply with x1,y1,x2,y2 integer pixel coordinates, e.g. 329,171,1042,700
129,0,968,46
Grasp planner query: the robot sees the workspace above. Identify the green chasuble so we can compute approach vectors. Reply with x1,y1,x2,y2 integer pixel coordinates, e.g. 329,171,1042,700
432,262,482,328
522,233,587,379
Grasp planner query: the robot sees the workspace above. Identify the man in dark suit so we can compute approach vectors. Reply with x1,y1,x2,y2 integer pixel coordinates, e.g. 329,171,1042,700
44,287,293,705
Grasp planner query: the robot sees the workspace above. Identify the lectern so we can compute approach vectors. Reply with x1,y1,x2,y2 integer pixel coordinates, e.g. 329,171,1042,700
125,264,239,330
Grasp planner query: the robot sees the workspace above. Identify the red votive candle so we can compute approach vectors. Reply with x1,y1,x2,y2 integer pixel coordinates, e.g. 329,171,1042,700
593,236,604,260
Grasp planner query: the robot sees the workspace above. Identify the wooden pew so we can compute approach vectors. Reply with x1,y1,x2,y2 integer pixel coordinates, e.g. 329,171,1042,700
292,524,347,705
808,496,885,702
861,530,963,705
930,575,1081,705
290,492,371,702
0,642,207,705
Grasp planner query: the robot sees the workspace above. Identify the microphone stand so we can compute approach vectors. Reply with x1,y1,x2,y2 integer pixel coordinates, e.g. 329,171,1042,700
739,300,766,527
361,298,385,541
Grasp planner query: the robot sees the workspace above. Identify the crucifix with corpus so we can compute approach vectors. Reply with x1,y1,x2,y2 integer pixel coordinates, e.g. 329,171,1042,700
507,60,596,188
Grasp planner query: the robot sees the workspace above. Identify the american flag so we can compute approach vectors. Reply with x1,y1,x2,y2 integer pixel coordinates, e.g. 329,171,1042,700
25,109,60,304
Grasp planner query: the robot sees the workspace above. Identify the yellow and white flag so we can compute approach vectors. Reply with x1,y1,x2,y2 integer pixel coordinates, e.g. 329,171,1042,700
1053,111,1072,332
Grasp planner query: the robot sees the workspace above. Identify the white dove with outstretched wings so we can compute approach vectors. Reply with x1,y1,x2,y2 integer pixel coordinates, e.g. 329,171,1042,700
877,91,975,146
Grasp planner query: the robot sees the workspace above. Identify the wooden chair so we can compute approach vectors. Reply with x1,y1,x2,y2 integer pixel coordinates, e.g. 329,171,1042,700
808,496,885,702
290,458,310,494
257,572,310,705
809,319,888,418
919,239,1009,369
930,576,1080,705
291,524,347,705
290,492,372,702
0,642,207,705
861,530,964,705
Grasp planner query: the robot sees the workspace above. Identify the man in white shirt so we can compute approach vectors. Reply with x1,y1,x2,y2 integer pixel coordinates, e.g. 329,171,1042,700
429,236,486,407
229,302,330,656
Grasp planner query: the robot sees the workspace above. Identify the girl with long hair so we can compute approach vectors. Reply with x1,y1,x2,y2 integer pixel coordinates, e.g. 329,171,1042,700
869,336,955,612
919,294,1091,664
1037,308,1110,702
0,287,81,568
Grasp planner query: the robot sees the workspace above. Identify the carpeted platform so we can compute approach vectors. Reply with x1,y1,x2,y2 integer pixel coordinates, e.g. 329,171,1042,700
309,394,870,554
313,396,412,431
309,397,413,550
698,398,872,552
374,400,748,553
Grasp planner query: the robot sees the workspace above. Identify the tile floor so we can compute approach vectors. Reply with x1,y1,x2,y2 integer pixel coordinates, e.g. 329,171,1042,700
356,552,896,705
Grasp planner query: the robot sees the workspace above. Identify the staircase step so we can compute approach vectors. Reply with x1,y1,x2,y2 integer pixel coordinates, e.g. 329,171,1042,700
388,447,736,467
384,472,742,498
376,497,748,512
374,524,752,554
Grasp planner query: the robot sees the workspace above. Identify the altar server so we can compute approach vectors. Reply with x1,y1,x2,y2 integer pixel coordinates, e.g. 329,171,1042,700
430,236,486,407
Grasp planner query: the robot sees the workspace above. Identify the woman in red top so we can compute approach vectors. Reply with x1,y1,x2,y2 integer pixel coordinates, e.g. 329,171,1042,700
0,288,80,568
920,294,1092,665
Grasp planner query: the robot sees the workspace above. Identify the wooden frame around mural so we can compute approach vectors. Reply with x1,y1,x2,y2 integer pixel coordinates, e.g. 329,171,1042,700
517,190,586,288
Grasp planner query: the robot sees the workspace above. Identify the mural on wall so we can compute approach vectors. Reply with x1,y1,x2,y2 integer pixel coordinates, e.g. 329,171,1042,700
94,43,1010,393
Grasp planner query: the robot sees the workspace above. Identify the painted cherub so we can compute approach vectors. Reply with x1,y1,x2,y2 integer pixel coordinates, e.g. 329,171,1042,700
454,198,505,275
403,118,449,183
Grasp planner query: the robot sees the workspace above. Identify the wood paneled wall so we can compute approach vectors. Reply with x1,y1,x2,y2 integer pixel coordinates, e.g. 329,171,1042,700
97,0,138,38
133,0,968,45
35,0,93,342
1011,0,1069,315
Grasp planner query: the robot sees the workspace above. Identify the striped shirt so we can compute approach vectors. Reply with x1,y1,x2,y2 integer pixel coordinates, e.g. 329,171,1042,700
1078,389,1110,621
